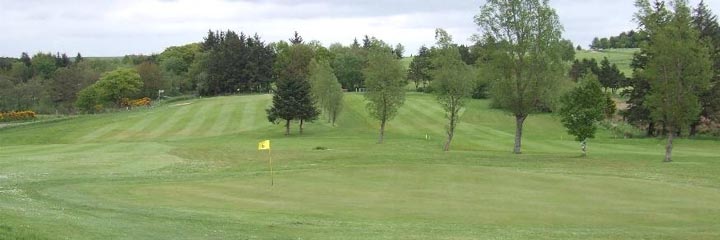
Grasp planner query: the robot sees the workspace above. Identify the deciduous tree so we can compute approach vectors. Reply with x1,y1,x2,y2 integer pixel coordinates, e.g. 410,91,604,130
364,47,406,143
430,29,475,151
309,59,344,125
475,0,567,154
559,76,606,156
638,0,712,162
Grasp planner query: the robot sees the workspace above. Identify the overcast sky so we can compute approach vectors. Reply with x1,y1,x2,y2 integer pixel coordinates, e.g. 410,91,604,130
1,0,718,57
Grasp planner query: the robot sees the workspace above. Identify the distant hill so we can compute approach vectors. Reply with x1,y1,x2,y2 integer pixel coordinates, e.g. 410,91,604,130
576,48,638,76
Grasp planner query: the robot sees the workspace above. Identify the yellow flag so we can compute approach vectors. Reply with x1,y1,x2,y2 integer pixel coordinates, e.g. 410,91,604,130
258,140,270,150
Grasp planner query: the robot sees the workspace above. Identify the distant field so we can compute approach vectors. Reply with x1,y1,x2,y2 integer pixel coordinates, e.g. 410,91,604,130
400,56,412,69
576,48,638,76
1,93,719,239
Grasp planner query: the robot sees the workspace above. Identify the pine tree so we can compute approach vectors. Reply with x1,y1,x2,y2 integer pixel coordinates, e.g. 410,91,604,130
268,36,319,135
75,53,84,63
267,77,299,136
20,52,31,67
690,0,720,135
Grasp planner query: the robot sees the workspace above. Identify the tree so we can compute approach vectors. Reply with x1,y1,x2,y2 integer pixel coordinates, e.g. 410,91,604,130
309,59,344,125
364,48,406,143
559,76,606,157
331,46,366,90
75,53,84,63
598,57,626,92
407,46,432,90
159,43,201,75
136,62,165,98
20,52,31,67
9,62,32,83
476,0,567,154
75,84,103,113
268,36,319,135
393,43,405,59
95,68,143,107
290,31,304,45
49,62,100,113
31,53,57,79
638,0,712,162
691,0,720,136
200,30,275,95
430,29,475,151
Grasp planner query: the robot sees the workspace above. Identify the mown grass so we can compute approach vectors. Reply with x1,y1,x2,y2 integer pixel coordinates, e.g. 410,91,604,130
1,93,719,239
576,48,638,76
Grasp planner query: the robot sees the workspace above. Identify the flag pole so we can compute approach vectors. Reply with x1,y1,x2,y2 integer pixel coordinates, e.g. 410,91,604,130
269,148,274,186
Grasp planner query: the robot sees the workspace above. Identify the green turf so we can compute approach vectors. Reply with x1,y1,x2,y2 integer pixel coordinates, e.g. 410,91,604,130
576,48,638,76
1,93,719,239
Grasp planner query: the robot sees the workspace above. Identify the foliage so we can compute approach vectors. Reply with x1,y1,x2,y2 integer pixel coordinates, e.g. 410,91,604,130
200,30,275,95
407,46,433,90
136,62,166,98
159,43,201,75
75,84,103,113
569,58,600,82
48,62,101,113
476,0,567,154
691,0,720,135
598,57,627,92
559,77,606,156
75,68,143,111
330,45,366,90
430,29,476,151
267,35,319,135
309,59,344,126
31,53,58,79
638,0,712,162
364,48,406,143
0,110,37,122
591,30,647,49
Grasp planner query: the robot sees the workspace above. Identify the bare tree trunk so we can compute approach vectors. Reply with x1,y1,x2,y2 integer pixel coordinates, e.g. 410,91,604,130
284,120,290,136
331,112,337,127
378,119,386,144
443,131,454,152
689,121,699,137
299,119,304,135
664,132,674,162
581,139,587,157
513,114,527,154
444,108,457,152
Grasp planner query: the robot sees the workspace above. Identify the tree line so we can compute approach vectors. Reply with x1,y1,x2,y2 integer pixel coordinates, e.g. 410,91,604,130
1,0,718,162
590,30,647,49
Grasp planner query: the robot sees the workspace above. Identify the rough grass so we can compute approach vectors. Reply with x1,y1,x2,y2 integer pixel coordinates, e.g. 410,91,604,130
1,93,719,239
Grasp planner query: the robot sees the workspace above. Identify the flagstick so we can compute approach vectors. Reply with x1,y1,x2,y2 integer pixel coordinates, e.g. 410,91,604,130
269,148,274,186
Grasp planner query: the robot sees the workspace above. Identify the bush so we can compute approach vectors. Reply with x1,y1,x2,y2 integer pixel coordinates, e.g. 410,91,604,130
0,110,37,122
471,82,490,99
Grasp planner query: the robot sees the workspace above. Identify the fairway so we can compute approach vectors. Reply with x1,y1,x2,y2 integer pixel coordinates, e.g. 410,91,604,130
2,93,720,239
576,48,638,76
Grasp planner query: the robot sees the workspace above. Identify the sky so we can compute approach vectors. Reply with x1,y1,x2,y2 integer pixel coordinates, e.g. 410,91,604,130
1,0,719,57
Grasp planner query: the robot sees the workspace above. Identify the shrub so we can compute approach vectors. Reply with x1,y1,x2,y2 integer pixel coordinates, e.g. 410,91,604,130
0,110,37,122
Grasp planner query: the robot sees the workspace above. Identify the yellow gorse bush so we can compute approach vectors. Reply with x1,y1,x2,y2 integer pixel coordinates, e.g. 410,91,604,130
0,111,37,122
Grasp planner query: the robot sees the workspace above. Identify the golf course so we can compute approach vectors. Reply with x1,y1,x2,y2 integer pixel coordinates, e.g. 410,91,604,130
1,93,719,239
